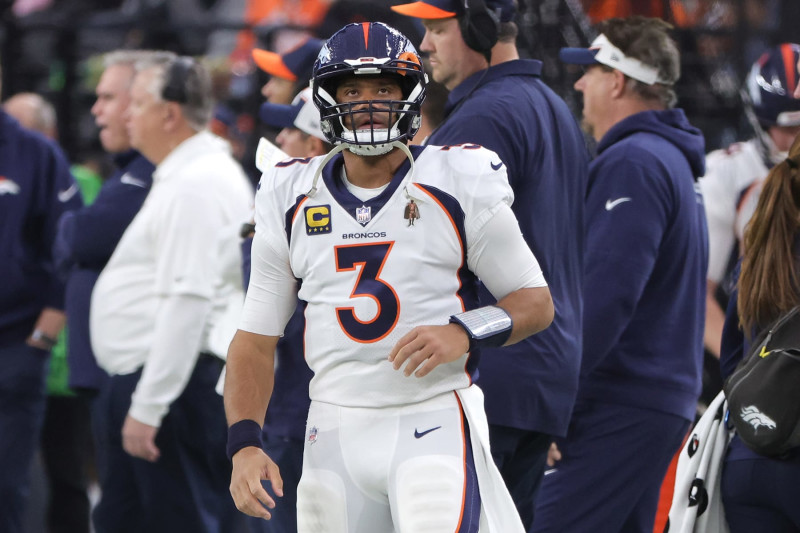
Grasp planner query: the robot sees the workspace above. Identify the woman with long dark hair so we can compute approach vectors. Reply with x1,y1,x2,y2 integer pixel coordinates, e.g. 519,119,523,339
720,133,800,532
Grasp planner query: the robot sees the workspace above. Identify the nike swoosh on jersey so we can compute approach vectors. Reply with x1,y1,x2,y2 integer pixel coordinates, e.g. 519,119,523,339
58,183,79,203
490,161,503,171
414,426,442,439
604,197,632,211
120,173,148,188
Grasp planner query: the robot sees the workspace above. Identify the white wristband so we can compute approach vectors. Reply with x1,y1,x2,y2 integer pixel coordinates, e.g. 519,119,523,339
449,305,513,351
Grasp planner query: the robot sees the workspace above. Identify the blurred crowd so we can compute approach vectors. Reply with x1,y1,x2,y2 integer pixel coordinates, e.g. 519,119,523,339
1,0,799,165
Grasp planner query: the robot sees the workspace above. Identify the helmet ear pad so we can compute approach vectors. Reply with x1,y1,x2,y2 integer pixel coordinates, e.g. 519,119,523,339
459,0,499,54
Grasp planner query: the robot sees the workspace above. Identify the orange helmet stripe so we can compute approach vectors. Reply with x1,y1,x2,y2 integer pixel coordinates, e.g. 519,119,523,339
362,22,370,49
781,43,797,95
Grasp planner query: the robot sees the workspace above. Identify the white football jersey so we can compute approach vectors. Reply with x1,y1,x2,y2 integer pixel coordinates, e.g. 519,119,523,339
240,144,545,408
700,139,769,283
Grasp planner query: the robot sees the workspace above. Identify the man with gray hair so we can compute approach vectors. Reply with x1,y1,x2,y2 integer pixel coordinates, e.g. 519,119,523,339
89,54,252,533
532,17,708,532
56,49,157,410
2,92,57,139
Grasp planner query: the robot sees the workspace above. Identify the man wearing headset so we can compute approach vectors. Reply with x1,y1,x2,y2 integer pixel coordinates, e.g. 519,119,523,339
391,0,590,529
225,22,554,532
89,54,252,532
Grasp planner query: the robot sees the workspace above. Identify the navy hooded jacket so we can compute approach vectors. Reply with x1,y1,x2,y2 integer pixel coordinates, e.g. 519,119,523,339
578,109,708,422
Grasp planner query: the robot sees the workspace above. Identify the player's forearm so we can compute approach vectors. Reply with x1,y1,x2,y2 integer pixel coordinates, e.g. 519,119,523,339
224,329,278,425
497,286,554,345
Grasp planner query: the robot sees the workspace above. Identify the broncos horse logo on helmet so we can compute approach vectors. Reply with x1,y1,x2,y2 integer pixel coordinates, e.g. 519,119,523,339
311,22,428,156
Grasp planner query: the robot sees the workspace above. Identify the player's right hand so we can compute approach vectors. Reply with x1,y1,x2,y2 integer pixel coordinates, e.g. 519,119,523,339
230,446,283,520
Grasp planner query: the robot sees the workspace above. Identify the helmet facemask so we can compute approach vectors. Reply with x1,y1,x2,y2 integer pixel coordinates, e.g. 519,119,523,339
311,22,428,156
315,73,424,155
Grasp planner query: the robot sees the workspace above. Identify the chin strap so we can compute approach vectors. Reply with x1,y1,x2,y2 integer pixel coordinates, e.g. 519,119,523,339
306,141,425,204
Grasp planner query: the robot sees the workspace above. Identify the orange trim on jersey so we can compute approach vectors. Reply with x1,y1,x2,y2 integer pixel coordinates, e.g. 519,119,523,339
361,22,370,49
781,43,797,95
413,183,466,311
454,392,468,532
391,1,457,19
302,306,309,362
292,196,310,225
334,241,400,344
413,183,474,385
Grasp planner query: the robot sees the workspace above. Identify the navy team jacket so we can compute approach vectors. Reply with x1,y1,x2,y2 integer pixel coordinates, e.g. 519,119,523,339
579,109,708,422
428,60,590,437
54,150,154,390
0,110,82,348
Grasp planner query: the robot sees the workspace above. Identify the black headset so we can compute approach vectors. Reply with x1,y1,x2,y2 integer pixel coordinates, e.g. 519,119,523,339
161,57,195,104
459,0,501,55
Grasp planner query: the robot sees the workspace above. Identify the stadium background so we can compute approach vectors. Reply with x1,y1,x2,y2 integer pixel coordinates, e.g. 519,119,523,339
1,0,798,177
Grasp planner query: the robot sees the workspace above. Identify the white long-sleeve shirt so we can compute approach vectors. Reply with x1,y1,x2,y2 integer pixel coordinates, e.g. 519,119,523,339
91,131,252,427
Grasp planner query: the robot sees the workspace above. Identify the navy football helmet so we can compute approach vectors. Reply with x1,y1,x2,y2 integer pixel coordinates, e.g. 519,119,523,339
745,43,800,128
312,22,427,156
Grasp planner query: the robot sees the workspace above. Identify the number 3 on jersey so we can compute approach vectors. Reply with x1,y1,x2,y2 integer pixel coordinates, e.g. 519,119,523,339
334,242,399,343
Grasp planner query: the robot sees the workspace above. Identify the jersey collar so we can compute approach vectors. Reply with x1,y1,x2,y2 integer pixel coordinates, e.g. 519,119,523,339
321,145,425,226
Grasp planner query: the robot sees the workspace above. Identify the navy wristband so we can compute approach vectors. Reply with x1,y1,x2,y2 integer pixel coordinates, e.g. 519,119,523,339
226,419,264,461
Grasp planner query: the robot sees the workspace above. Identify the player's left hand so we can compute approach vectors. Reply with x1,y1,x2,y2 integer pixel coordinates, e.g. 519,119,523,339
388,323,470,378
122,415,161,462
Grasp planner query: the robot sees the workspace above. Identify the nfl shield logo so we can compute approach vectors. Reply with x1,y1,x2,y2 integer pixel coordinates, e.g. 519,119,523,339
356,205,371,225
308,426,318,445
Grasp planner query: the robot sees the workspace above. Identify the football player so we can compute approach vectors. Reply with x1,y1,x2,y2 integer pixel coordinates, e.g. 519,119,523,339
224,21,553,532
